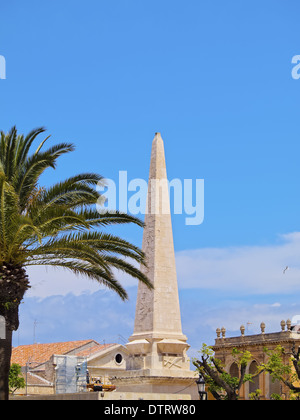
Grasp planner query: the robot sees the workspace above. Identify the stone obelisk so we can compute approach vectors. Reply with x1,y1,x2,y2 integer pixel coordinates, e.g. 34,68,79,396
129,132,188,350
112,133,197,398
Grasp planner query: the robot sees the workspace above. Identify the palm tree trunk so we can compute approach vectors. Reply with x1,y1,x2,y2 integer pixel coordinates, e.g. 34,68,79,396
0,327,13,400
0,264,30,400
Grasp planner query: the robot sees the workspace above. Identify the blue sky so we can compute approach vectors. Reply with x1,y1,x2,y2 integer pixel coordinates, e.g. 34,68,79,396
1,1,300,359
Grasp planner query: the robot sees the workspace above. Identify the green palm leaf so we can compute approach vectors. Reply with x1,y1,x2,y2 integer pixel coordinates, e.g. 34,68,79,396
0,126,151,311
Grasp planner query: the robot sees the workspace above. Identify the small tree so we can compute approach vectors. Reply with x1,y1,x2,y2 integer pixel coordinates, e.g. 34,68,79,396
193,344,262,400
9,363,25,395
261,345,300,399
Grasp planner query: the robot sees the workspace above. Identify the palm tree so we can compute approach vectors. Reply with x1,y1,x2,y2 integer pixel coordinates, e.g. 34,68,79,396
0,127,152,400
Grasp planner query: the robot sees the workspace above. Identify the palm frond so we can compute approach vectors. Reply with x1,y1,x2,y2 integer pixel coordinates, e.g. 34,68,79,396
83,209,145,228
0,126,151,301
24,258,128,300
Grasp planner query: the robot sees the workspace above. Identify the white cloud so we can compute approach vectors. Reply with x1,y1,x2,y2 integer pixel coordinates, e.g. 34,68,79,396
179,291,300,352
202,302,290,333
176,232,300,295
25,261,139,299
18,232,300,352
26,265,101,298
25,231,300,299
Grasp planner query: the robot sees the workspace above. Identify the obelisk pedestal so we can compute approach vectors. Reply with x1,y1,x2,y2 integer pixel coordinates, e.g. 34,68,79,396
111,133,197,398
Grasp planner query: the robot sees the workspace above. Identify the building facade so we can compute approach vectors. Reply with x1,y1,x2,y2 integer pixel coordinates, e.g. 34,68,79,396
212,320,300,399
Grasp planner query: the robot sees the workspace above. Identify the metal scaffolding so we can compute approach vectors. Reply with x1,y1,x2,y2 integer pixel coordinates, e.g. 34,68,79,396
55,355,87,394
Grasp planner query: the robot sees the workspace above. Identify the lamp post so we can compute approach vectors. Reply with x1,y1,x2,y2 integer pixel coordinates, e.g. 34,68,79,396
196,374,208,400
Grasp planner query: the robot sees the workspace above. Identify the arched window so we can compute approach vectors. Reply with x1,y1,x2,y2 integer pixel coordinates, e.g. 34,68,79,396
269,375,281,399
249,361,260,394
229,362,240,379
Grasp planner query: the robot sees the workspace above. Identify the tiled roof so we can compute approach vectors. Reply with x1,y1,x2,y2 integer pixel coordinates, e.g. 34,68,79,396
11,340,101,367
76,343,116,358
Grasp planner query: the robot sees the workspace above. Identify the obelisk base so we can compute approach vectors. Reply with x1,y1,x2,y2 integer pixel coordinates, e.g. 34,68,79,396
110,335,198,399
110,370,198,400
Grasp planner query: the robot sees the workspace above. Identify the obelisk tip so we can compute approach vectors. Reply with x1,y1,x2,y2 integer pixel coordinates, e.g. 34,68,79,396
153,132,163,142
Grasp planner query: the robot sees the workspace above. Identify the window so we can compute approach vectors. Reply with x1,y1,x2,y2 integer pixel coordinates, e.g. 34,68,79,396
115,354,123,364
249,361,260,394
269,375,281,398
229,362,240,379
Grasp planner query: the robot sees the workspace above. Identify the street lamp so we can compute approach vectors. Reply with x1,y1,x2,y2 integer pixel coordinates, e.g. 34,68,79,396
196,374,208,400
